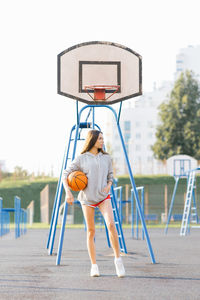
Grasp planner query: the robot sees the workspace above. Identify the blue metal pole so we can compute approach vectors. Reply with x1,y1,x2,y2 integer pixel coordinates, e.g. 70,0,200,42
117,102,122,124
133,187,143,240
6,212,9,235
136,187,145,240
15,196,20,238
49,124,80,255
48,126,77,254
7,212,10,234
92,107,95,129
48,178,65,254
142,187,145,240
0,198,3,237
2,211,6,235
8,212,10,234
14,197,17,238
115,122,155,263
2,212,5,235
20,210,23,235
164,176,180,234
24,211,27,234
47,127,75,249
111,186,127,253
56,202,69,265
104,218,111,248
18,198,21,238
55,105,81,260
131,190,134,238
136,192,139,240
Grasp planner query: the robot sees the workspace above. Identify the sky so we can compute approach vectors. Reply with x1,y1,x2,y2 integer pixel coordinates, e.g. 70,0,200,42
0,0,200,176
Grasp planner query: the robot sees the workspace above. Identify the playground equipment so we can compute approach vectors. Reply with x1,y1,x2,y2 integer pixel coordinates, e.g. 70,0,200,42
47,41,155,265
131,186,145,240
114,185,145,240
165,158,199,235
180,168,199,235
0,198,10,236
113,186,123,223
0,196,28,238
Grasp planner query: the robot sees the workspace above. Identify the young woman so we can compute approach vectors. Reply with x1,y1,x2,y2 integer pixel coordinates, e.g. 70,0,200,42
62,129,125,278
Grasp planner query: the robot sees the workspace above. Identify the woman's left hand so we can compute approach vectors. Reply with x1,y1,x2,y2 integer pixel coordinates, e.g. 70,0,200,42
102,182,112,194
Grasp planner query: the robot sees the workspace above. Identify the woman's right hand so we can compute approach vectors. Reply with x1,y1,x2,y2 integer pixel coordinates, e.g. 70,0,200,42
65,190,74,205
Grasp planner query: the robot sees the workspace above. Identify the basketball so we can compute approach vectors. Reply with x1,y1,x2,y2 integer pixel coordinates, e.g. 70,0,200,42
67,171,88,191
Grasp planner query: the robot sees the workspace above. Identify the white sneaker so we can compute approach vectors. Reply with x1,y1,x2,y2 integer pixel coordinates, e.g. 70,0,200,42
90,264,100,277
114,257,125,278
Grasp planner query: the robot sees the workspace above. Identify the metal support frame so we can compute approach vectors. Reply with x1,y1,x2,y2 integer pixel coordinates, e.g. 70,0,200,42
0,197,10,236
114,186,123,223
0,196,27,238
180,169,199,236
165,167,200,234
164,176,180,234
173,159,191,177
131,187,144,240
47,103,156,265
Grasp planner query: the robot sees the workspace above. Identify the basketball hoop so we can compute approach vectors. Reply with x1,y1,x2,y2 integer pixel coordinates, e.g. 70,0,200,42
85,85,120,101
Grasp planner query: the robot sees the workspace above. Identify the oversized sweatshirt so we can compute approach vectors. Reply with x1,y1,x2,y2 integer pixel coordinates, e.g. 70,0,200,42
62,151,113,206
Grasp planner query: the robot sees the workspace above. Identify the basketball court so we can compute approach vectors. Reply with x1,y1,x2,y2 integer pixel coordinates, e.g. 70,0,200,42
1,41,199,299
0,228,200,300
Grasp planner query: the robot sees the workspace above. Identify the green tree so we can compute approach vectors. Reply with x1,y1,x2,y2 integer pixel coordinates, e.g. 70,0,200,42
152,71,200,161
12,166,29,179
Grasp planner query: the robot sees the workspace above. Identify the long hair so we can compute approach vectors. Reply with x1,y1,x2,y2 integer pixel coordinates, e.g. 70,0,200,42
81,130,108,154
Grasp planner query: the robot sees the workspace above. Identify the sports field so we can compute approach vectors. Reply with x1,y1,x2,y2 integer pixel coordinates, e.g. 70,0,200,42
0,227,200,300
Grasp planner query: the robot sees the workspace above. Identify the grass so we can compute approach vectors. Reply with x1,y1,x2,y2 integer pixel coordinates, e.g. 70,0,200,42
8,222,189,229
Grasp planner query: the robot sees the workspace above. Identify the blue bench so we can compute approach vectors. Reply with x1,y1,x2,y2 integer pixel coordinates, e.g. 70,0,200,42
172,214,182,221
145,214,158,222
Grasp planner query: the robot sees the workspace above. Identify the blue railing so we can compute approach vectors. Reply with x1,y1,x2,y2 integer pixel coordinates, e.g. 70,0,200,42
0,196,28,238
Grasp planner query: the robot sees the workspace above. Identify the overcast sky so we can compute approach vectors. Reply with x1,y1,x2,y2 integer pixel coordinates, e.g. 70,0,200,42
0,0,200,176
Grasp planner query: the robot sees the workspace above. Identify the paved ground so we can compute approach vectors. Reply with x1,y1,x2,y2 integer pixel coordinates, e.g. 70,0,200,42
0,227,200,300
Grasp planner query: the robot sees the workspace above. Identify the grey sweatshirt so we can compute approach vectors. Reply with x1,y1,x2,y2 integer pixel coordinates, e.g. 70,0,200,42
62,151,113,205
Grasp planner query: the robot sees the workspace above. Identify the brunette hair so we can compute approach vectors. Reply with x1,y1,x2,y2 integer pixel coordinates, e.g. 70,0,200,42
81,130,108,154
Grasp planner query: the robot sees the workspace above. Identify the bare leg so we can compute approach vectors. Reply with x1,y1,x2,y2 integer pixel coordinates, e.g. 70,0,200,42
81,205,96,264
98,199,120,258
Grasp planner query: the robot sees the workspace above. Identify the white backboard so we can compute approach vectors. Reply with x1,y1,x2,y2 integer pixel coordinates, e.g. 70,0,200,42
58,41,142,105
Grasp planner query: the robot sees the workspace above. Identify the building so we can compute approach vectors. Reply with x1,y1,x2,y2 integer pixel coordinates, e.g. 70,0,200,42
175,45,200,81
0,160,6,172
106,82,173,175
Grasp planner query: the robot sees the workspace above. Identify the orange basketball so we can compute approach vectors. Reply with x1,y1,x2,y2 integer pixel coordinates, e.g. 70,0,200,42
67,171,88,191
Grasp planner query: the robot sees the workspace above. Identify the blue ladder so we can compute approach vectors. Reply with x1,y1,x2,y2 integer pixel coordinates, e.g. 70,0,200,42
47,121,94,255
180,170,196,236
110,185,127,253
